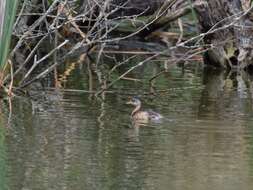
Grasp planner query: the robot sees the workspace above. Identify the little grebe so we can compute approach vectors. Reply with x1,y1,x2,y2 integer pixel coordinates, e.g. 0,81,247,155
126,97,163,122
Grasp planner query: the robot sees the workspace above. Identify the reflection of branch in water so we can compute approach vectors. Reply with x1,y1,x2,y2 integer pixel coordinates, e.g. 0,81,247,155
148,47,206,94
96,53,160,96
97,101,105,129
97,83,107,129
198,68,253,119
244,72,253,110
149,70,165,81
149,80,157,95
87,59,94,100
54,67,60,88
7,97,12,128
149,65,165,95
97,92,106,149
0,97,16,128
57,53,88,88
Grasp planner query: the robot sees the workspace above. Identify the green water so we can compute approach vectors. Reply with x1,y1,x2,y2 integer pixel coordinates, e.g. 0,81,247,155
1,56,253,190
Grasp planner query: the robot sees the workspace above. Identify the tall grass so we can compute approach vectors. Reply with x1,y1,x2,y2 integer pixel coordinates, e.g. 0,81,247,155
0,0,18,71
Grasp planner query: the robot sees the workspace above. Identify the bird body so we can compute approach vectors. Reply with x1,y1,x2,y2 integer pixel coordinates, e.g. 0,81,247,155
127,97,163,123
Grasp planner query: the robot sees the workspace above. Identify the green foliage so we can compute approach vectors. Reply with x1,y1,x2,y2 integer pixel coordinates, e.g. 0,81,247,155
47,0,54,5
0,0,19,70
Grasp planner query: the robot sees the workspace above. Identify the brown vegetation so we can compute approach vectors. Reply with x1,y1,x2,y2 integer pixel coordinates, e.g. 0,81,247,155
3,0,253,94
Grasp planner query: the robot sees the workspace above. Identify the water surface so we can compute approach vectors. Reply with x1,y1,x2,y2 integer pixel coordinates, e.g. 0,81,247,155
1,56,253,190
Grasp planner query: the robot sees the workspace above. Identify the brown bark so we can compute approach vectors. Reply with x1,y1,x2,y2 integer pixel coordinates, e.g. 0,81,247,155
195,0,253,69
15,0,253,71
86,0,253,69
103,0,253,69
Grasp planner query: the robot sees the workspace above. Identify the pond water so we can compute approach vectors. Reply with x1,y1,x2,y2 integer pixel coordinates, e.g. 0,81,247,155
1,55,253,190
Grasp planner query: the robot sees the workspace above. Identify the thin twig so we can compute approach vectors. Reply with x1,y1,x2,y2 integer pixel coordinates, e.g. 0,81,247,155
19,39,69,85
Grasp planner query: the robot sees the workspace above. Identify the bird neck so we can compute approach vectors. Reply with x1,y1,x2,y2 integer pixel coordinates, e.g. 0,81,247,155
131,104,141,116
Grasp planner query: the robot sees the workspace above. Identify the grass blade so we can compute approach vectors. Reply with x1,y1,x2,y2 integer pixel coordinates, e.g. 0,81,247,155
0,0,19,71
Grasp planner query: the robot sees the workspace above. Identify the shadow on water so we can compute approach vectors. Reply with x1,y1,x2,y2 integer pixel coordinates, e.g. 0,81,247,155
2,55,253,189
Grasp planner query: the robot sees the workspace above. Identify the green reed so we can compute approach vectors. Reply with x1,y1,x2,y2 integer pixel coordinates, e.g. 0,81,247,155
0,0,18,70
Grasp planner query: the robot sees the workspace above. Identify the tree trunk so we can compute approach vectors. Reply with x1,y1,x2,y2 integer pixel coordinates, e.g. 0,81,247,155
83,0,253,69
195,0,253,69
